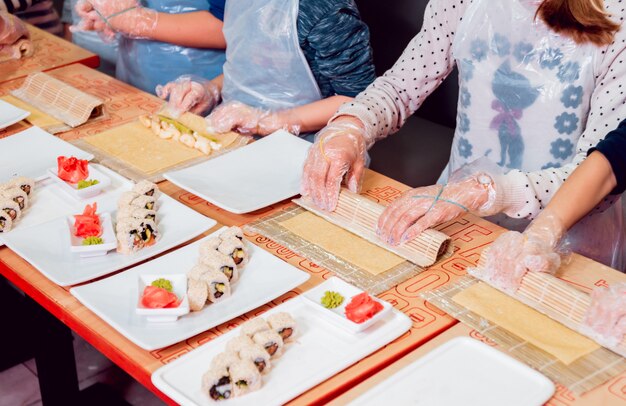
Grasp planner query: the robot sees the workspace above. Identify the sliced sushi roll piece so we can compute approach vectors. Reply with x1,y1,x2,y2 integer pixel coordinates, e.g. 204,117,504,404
1,187,28,210
225,335,254,355
0,212,13,233
198,250,239,283
117,191,157,211
210,351,241,372
239,344,271,374
202,367,233,401
252,330,284,358
132,180,161,199
116,218,159,254
187,263,211,282
117,206,157,222
117,191,141,209
240,317,270,338
205,270,231,303
267,312,297,342
0,198,21,222
6,176,34,196
229,359,262,397
198,236,221,257
187,278,208,312
218,236,249,269
220,226,244,241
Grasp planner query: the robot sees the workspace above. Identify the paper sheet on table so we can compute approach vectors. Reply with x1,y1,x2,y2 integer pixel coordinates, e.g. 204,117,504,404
279,211,405,275
453,282,599,365
1,95,63,130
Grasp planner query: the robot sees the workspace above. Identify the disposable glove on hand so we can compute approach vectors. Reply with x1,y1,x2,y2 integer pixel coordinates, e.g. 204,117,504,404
156,75,221,118
73,0,158,40
583,283,626,347
0,12,29,45
300,118,369,212
205,101,301,136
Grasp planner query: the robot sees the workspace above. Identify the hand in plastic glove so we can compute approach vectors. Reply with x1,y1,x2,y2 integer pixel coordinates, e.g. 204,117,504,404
0,12,29,45
377,174,499,246
205,101,301,136
584,283,626,346
73,0,158,40
156,76,221,118
300,117,368,212
469,209,565,292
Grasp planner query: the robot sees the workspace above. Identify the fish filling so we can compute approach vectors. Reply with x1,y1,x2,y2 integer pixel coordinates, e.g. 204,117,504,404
265,342,278,356
254,359,266,373
14,197,25,210
3,208,17,220
213,283,225,298
209,377,232,400
278,327,293,340
21,185,31,195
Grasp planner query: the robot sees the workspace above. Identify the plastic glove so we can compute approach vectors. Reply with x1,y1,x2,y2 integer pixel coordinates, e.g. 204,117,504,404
300,118,369,212
205,101,301,136
469,209,565,292
0,12,29,45
72,0,158,40
583,283,626,347
377,173,499,246
156,75,220,118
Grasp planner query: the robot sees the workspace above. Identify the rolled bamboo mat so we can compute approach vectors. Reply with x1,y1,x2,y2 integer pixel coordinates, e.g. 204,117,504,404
293,189,452,267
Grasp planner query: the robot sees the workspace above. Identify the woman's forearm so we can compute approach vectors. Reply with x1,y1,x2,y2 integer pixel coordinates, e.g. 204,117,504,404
151,11,225,49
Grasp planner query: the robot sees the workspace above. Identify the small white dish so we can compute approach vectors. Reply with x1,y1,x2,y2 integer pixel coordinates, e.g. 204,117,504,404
48,164,111,200
136,274,190,323
302,277,392,333
67,212,117,258
0,99,30,130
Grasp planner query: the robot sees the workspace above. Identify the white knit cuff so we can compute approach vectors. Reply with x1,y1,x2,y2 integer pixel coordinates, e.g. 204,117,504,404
492,171,536,219
331,103,381,149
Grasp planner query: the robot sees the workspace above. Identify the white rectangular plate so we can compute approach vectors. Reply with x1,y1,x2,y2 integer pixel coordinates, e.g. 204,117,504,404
164,130,310,214
0,99,30,130
0,126,93,182
349,337,555,406
2,181,216,286
71,228,310,350
151,290,411,405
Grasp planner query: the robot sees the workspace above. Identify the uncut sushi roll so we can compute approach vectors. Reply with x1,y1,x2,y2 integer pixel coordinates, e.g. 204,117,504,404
0,198,21,222
6,176,34,196
225,335,254,355
117,191,156,211
0,211,13,233
1,187,28,210
117,206,157,222
229,359,262,397
220,226,244,241
198,250,239,283
210,351,241,372
239,343,271,374
218,236,249,268
202,367,233,401
132,180,161,199
267,312,297,342
116,218,159,254
240,318,270,338
187,278,208,312
198,237,221,257
205,270,231,303
253,330,284,358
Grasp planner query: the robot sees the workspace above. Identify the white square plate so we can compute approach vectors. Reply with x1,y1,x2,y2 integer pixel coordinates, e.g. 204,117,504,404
71,228,310,350
164,130,310,214
151,291,411,406
2,184,216,286
348,337,555,406
0,99,30,130
0,126,93,182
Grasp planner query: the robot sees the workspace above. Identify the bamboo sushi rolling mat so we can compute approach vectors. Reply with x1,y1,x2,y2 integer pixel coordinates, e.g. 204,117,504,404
0,24,98,83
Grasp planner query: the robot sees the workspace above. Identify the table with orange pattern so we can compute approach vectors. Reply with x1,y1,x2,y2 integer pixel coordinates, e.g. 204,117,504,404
0,25,98,84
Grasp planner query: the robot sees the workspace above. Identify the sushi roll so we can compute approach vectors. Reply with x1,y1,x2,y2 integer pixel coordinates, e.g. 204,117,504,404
117,191,156,211
267,312,297,342
0,198,21,221
6,176,34,196
132,180,161,199
187,263,211,282
198,250,239,283
116,206,157,222
229,359,262,397
218,236,249,268
1,187,28,210
220,226,244,241
210,352,241,372
198,237,221,257
0,212,13,233
225,335,254,355
239,344,271,374
205,270,231,303
202,367,233,401
252,330,284,358
240,318,270,338
116,218,159,254
187,278,208,312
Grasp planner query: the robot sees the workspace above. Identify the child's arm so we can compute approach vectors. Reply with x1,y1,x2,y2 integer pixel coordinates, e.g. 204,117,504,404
145,11,225,49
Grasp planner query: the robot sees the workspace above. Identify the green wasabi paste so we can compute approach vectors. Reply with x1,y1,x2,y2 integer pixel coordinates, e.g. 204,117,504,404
151,278,173,292
82,236,103,246
321,291,344,309
77,179,99,189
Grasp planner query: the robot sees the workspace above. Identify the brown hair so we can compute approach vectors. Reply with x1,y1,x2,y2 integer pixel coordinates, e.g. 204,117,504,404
537,0,620,46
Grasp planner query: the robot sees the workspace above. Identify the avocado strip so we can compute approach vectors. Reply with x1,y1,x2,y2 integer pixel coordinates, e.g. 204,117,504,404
157,115,219,143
